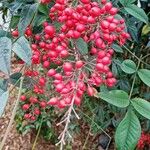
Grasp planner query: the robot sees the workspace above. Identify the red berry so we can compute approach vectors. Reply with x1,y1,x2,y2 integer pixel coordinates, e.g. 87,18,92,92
47,69,56,77
24,114,31,119
40,101,47,108
44,25,55,37
20,95,26,101
12,30,19,37
34,108,41,115
80,0,90,4
105,2,113,11
22,104,30,111
63,62,73,72
48,97,58,105
75,61,84,69
87,86,94,96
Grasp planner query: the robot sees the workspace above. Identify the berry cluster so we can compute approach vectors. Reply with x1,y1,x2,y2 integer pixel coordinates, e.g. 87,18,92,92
13,0,129,122
137,132,150,149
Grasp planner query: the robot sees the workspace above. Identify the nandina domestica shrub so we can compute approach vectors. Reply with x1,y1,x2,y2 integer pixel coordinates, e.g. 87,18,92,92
15,0,130,148
0,0,150,150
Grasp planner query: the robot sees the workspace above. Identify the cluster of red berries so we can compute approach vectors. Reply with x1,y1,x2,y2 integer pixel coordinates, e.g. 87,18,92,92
20,95,45,121
12,0,129,121
12,26,32,38
137,132,150,149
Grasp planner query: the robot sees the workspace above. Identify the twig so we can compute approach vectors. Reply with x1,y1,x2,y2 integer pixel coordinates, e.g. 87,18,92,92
56,70,81,150
123,45,150,67
32,118,43,150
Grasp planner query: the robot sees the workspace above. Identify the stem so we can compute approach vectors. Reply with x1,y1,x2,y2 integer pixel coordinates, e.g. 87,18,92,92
142,53,150,60
0,75,24,150
129,56,142,99
123,45,150,67
82,115,94,150
32,118,43,150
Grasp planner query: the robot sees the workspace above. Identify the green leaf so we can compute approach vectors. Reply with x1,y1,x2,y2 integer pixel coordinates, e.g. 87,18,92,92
76,38,88,55
142,24,150,35
10,72,22,87
32,14,48,26
119,0,136,6
10,15,20,29
115,109,141,150
38,4,49,15
0,91,9,116
53,21,62,31
131,98,150,119
121,59,136,74
138,69,150,87
99,90,130,108
112,44,123,53
0,37,12,74
18,3,38,35
12,36,32,65
124,4,148,24
0,30,11,38
0,79,8,95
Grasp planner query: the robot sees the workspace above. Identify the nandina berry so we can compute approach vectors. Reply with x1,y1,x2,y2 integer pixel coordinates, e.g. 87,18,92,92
96,63,104,72
24,114,31,119
34,108,41,115
74,96,81,106
47,97,58,105
30,116,36,121
55,83,64,92
20,95,26,101
64,97,72,105
109,7,118,15
98,51,106,58
95,38,103,48
75,61,84,69
44,25,55,37
29,97,38,103
87,86,94,96
54,73,63,80
12,30,19,37
58,100,66,108
43,61,50,68
90,47,97,54
80,0,90,4
105,2,113,11
39,77,46,86
76,24,86,32
22,104,30,111
63,62,73,72
25,28,32,37
47,69,56,77
102,56,111,65
101,20,110,29
40,101,47,108
34,34,41,40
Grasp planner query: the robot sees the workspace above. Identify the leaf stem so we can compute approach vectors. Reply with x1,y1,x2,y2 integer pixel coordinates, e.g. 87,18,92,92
129,56,142,99
123,45,150,67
